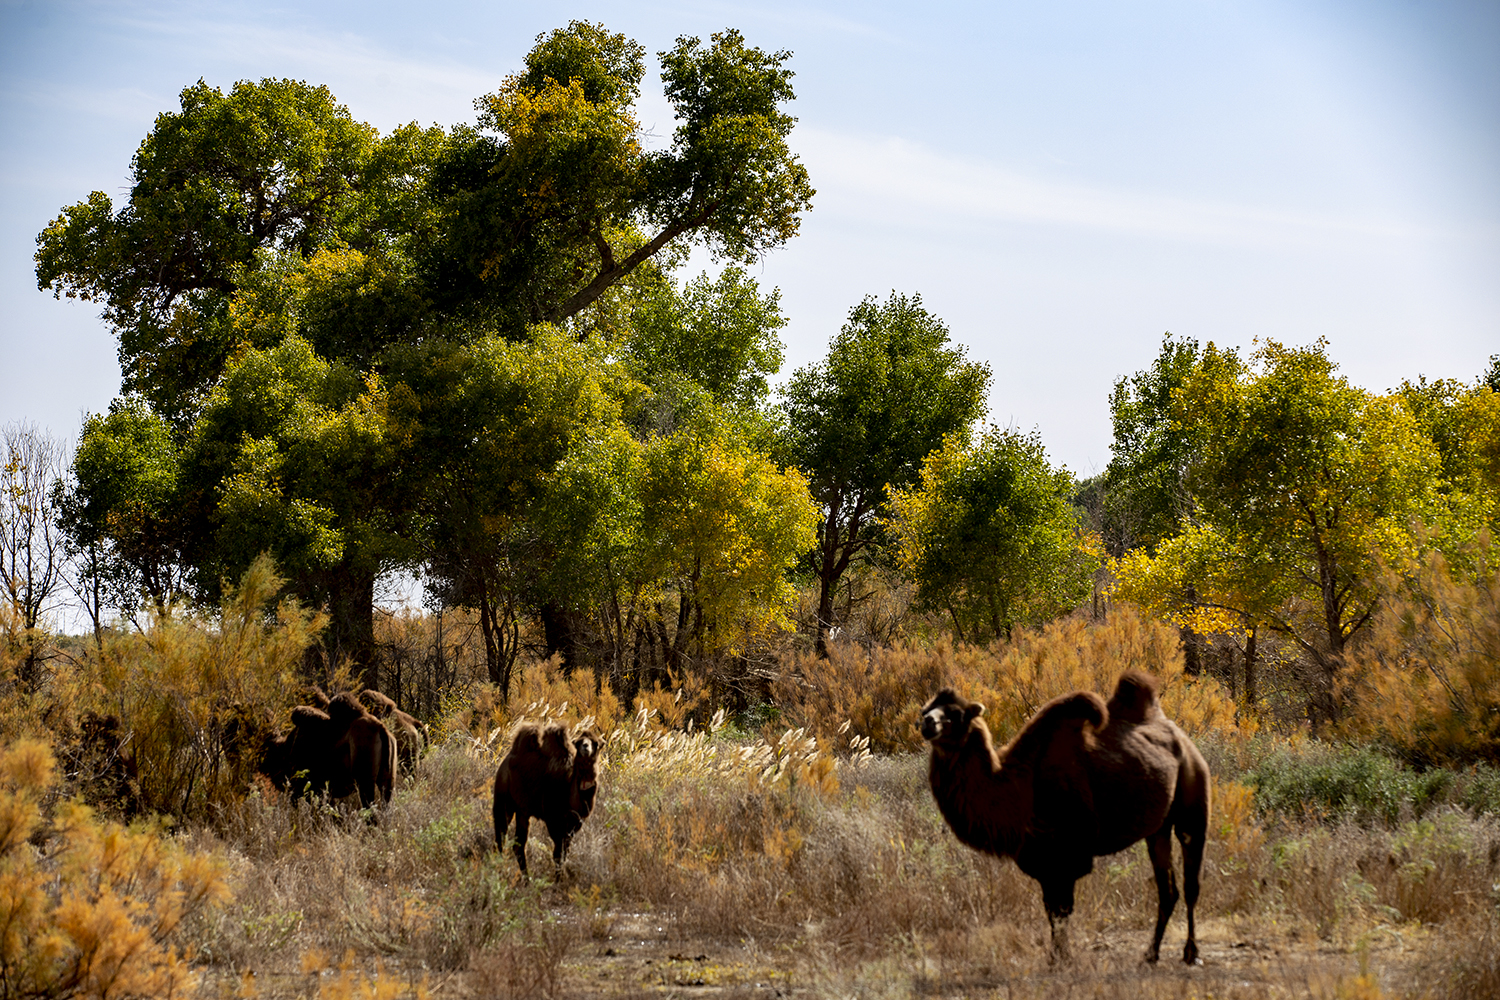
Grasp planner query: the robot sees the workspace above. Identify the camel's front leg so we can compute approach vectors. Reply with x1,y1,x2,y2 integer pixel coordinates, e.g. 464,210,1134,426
1040,878,1077,963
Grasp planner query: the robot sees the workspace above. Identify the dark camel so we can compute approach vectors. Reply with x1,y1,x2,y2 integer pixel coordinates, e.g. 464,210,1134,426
358,689,426,775
262,691,396,812
493,721,600,877
920,670,1210,964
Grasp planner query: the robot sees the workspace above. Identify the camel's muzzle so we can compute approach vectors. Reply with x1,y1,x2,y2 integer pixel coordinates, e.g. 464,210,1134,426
920,712,942,741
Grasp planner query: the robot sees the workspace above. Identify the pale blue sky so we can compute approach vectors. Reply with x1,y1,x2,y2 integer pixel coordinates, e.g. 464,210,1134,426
2,0,1496,478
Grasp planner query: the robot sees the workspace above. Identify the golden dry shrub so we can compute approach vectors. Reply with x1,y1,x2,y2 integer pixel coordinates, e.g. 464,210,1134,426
0,599,53,746
77,554,323,818
775,605,1241,751
434,656,628,762
1341,545,1500,764
772,640,948,752
0,738,231,999
964,604,1244,740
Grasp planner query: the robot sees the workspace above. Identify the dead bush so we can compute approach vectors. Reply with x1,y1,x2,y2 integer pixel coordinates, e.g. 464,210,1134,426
1342,545,1500,766
776,605,1241,752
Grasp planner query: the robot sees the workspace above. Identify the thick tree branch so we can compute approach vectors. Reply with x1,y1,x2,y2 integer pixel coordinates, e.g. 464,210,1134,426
545,199,721,328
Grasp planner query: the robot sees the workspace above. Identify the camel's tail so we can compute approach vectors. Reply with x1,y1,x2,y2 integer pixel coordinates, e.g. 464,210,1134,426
1107,669,1162,723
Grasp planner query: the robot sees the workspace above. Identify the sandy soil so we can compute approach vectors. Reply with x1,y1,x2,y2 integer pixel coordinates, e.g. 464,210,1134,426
202,911,1432,999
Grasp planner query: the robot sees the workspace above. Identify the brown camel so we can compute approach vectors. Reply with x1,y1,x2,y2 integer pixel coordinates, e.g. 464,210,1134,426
358,689,425,775
263,691,396,812
920,670,1210,964
493,721,600,876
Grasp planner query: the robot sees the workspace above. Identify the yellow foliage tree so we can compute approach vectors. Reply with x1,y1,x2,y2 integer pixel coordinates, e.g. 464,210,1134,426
1168,339,1445,726
636,409,817,661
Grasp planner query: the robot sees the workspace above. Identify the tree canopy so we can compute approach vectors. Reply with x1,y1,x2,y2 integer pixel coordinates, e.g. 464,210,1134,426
40,22,817,690
887,426,1098,644
1115,339,1446,724
36,79,441,423
421,23,812,333
1100,335,1207,555
778,292,990,652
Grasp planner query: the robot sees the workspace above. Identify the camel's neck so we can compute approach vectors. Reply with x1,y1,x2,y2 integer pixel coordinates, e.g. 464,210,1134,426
929,730,1032,859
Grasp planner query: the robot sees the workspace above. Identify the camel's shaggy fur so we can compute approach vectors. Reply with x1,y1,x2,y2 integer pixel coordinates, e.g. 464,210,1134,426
262,691,396,813
920,670,1210,964
492,721,600,877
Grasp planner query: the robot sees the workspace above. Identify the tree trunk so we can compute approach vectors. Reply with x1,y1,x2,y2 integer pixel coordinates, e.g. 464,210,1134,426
1243,626,1258,709
814,571,837,657
477,592,504,693
325,564,378,691
1180,626,1201,676
813,500,843,657
539,602,581,674
812,490,871,658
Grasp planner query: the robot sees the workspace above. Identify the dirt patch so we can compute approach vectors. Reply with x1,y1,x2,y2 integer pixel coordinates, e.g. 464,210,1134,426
191,912,1446,999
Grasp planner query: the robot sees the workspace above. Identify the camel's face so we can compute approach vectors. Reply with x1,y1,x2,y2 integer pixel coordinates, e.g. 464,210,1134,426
570,733,600,819
920,690,982,746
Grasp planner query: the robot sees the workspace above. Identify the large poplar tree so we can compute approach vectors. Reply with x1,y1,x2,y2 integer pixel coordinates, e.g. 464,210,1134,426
39,21,815,687
1118,339,1445,726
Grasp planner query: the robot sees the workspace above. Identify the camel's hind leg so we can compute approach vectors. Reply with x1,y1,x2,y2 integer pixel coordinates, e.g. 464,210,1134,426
1144,827,1180,964
356,771,378,813
1177,824,1206,964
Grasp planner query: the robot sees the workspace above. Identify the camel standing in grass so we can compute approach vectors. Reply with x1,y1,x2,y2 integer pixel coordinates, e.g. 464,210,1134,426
359,689,425,775
920,670,1210,964
493,721,600,877
263,691,396,812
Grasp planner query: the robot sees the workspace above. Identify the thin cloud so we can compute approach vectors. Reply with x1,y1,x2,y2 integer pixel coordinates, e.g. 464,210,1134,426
797,128,1479,250
3,82,164,129
683,1,893,43
108,8,504,126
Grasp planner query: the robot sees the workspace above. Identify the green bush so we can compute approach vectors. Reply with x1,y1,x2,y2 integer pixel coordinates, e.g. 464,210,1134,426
1246,742,1453,825
1455,762,1500,816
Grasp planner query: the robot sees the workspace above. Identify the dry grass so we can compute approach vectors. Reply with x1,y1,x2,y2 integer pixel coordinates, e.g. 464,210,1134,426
10,578,1500,998
165,713,1500,999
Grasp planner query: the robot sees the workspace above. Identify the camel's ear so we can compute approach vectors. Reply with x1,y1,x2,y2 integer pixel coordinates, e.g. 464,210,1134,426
965,703,985,721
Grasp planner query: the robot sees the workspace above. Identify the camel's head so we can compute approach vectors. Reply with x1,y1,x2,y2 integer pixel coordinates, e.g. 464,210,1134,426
326,691,366,726
570,731,600,820
359,689,397,719
920,689,985,747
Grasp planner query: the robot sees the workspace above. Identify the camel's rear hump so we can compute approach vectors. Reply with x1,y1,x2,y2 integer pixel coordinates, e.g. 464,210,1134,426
1107,669,1163,723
